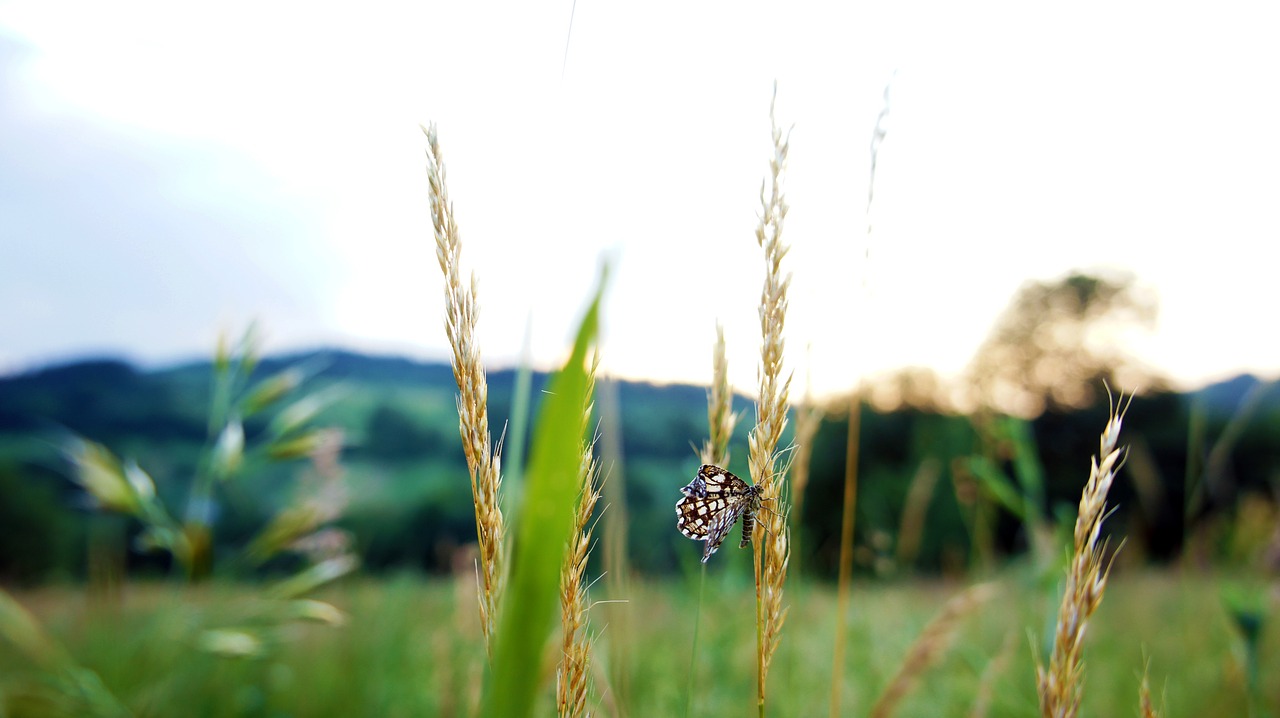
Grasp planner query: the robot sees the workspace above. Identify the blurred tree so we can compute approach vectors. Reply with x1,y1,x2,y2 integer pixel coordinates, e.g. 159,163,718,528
967,270,1161,417
866,367,947,412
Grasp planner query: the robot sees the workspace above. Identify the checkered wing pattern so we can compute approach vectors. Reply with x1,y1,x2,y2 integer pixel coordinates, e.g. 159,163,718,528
675,465,765,563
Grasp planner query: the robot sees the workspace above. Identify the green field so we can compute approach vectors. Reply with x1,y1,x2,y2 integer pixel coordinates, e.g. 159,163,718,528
2,571,1273,716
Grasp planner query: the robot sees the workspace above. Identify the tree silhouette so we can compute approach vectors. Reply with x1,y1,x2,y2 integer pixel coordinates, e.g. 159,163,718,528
967,271,1160,416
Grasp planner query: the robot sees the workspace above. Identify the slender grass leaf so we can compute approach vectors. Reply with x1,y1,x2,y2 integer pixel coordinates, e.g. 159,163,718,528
484,269,606,718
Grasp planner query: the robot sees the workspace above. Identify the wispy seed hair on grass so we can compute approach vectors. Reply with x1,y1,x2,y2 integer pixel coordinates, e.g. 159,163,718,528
425,122,506,659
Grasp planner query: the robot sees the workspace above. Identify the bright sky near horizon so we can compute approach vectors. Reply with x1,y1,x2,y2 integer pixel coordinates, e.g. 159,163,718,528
2,1,1277,398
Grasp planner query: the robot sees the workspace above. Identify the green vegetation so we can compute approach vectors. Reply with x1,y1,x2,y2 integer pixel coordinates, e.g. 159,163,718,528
2,105,1278,716
1,355,1277,582
1,573,1272,716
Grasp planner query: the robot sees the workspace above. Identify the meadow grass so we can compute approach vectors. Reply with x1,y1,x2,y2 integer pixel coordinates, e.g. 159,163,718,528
1,571,1269,716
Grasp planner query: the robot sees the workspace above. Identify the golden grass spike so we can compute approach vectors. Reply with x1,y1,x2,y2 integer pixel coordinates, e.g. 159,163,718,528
557,359,602,718
425,123,505,659
701,322,737,468
1037,391,1131,717
749,87,793,715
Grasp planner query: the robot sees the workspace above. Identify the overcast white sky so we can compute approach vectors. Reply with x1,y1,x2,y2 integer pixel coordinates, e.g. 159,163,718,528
2,1,1277,397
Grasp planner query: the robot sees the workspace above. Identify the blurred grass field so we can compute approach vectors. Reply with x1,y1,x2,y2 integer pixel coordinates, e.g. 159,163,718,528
2,570,1272,716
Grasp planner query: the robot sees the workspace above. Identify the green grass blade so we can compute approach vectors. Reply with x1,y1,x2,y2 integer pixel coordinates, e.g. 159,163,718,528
483,269,606,718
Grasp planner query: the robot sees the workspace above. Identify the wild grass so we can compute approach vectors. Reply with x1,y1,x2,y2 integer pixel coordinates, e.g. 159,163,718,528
426,122,609,717
1037,394,1130,717
5,92,1278,718
2,572,1269,716
426,122,506,659
556,360,602,718
748,89,794,717
701,322,738,469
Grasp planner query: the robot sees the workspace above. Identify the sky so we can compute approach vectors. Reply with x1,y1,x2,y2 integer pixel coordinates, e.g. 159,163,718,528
2,1,1277,399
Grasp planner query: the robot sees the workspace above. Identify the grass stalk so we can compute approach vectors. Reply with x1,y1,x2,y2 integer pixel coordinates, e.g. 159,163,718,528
830,393,860,717
894,457,942,570
833,73,892,715
426,122,506,660
748,87,793,716
1036,392,1130,717
682,564,707,718
597,376,633,713
686,321,735,717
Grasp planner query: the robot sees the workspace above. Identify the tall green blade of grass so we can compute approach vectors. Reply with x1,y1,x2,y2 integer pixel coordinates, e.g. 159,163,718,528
483,269,606,718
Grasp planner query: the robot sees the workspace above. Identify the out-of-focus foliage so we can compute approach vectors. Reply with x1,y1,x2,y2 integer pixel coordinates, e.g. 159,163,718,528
1,353,1277,578
967,271,1160,417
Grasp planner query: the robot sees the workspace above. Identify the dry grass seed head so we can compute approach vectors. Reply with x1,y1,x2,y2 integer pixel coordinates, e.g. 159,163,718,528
1037,392,1130,718
425,123,506,658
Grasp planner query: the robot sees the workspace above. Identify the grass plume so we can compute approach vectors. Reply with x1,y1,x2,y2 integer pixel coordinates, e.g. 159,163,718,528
701,322,738,468
1037,392,1130,717
748,88,793,715
557,360,602,718
426,122,505,659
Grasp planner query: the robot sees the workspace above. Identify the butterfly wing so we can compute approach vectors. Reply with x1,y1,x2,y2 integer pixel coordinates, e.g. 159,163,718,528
681,464,737,498
676,465,765,562
676,493,724,539
702,497,749,563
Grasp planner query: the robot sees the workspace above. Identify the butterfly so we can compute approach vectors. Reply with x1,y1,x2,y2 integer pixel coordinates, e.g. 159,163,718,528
675,464,765,563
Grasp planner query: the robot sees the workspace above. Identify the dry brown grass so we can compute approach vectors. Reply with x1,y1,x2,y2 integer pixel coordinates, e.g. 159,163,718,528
748,90,793,716
425,123,506,659
1037,392,1130,717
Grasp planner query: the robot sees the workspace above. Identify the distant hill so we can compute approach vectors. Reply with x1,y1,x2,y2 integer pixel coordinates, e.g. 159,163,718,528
0,347,745,489
1192,373,1278,417
3,349,1277,578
